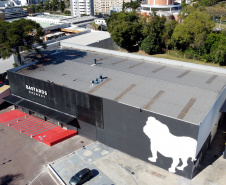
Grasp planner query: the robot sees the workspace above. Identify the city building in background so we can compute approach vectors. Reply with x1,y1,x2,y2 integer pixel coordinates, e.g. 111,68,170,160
94,0,130,15
140,0,182,20
70,0,92,17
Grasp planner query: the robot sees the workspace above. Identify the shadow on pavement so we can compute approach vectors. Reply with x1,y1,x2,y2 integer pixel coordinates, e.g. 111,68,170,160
0,173,24,185
193,122,226,177
0,102,13,114
0,102,12,110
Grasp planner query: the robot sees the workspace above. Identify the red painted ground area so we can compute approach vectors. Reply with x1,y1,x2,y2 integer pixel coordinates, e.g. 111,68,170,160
0,110,77,146
33,127,77,146
0,110,27,123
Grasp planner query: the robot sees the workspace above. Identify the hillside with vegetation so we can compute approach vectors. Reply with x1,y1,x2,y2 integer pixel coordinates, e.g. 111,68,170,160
106,1,226,66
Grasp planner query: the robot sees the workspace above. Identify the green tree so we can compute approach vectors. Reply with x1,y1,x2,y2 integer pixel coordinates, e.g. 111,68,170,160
64,10,71,15
0,19,46,65
141,36,161,54
91,22,98,30
59,0,65,12
106,12,142,51
141,14,166,54
179,3,204,19
31,4,36,13
123,0,141,11
172,11,215,50
162,20,178,49
65,0,70,8
44,0,50,11
51,0,58,11
35,4,40,12
212,38,226,65
202,32,226,65
141,14,166,38
38,2,43,9
198,0,219,6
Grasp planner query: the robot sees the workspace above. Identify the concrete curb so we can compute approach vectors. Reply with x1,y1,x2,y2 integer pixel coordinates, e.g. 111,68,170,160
48,164,66,185
60,42,226,75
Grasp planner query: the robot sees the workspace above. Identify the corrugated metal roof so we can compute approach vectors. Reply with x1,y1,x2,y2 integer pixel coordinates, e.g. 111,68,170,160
18,47,226,124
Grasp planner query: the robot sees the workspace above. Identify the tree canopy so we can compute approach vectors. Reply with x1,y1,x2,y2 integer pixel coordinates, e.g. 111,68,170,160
198,0,220,6
106,7,226,65
51,0,58,11
122,0,141,11
59,0,65,12
162,20,178,49
172,11,214,50
106,12,142,51
0,18,46,65
202,32,226,65
141,14,166,54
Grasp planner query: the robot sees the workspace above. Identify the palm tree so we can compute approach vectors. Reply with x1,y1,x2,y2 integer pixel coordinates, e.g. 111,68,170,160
91,22,98,30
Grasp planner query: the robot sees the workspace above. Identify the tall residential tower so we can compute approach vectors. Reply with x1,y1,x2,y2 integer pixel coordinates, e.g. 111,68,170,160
70,0,92,17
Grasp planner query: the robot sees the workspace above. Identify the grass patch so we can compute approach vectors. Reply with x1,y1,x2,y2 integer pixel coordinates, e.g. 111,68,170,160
215,23,226,30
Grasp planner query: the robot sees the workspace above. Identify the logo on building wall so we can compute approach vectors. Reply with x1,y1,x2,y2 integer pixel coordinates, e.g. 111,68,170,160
25,85,47,98
143,116,197,173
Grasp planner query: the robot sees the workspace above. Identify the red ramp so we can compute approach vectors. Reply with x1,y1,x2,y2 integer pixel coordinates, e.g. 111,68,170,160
33,127,77,146
0,110,77,146
0,110,27,123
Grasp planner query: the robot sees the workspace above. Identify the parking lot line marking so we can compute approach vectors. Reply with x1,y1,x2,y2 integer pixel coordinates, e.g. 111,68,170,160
28,170,45,185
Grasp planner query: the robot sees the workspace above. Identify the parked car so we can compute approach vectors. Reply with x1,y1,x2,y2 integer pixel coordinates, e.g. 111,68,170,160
69,168,93,185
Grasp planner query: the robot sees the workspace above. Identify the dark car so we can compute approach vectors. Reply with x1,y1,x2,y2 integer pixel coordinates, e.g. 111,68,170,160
69,168,93,185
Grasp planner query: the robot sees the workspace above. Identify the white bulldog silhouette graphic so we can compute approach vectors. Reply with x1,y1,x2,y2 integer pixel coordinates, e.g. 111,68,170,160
143,117,197,173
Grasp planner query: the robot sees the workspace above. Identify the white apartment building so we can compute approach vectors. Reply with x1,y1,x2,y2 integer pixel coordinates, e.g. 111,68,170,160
70,0,92,17
94,0,130,15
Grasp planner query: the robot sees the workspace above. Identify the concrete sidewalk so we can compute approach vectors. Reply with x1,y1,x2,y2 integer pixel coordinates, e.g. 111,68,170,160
49,141,226,185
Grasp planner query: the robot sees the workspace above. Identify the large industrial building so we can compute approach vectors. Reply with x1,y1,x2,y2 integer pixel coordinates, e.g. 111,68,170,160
3,43,226,179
